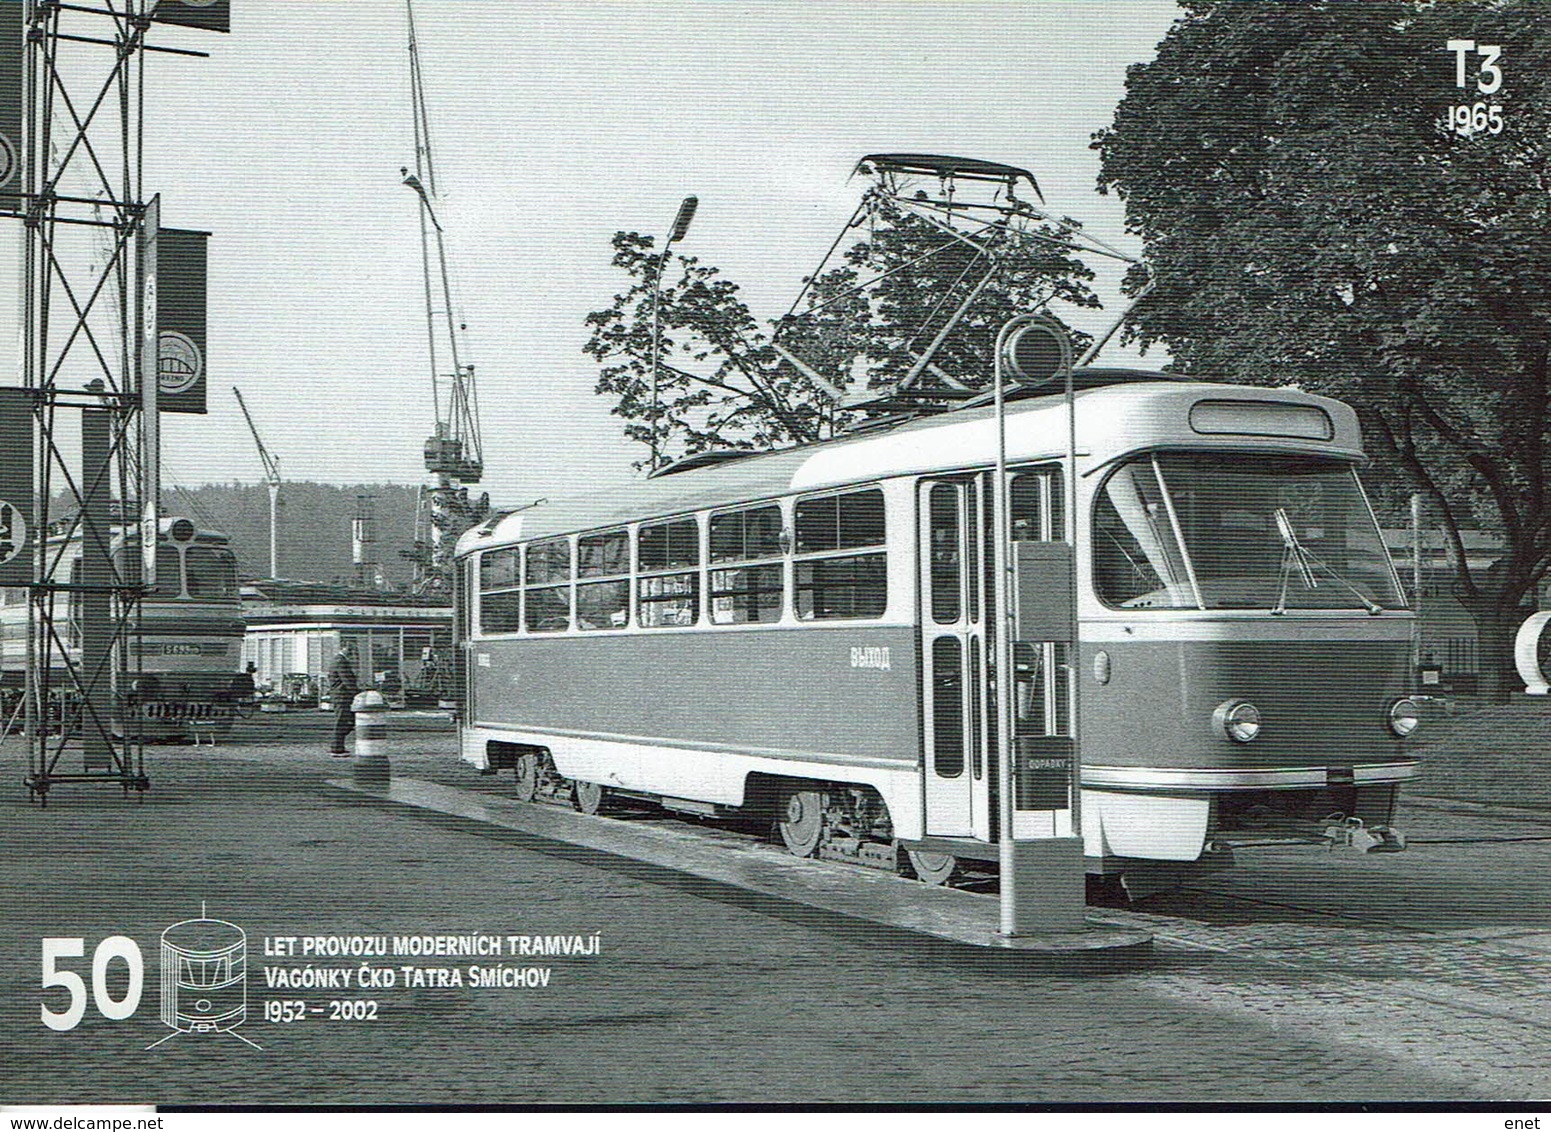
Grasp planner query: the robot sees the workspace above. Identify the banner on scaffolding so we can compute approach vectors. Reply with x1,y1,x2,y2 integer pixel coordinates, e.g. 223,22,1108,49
151,0,230,33
0,0,23,215
156,228,209,415
0,387,33,586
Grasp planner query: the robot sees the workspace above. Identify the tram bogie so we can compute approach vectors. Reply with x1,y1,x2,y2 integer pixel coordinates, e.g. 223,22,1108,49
455,373,1420,887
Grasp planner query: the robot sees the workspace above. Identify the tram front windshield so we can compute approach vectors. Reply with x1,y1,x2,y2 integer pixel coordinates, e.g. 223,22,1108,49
1094,452,1404,611
185,546,238,599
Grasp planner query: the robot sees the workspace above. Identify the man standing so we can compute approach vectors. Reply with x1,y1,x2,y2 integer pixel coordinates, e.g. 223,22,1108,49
327,646,359,756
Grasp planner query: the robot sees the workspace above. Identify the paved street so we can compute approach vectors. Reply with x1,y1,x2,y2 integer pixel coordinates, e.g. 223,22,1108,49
1,712,1548,1105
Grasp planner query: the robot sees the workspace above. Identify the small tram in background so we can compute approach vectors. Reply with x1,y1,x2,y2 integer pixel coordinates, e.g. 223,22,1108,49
0,517,250,741
454,370,1420,886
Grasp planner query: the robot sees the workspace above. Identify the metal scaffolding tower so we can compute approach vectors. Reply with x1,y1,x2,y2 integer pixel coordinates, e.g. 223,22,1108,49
14,0,218,804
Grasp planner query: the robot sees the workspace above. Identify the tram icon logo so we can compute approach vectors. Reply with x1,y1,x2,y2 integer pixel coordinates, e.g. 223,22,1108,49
145,905,260,1050
157,331,203,395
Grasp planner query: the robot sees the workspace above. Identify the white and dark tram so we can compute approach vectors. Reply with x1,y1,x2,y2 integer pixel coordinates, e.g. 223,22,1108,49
454,370,1420,884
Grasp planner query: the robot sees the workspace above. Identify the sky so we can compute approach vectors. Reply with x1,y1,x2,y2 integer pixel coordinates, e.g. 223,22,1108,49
14,0,1187,508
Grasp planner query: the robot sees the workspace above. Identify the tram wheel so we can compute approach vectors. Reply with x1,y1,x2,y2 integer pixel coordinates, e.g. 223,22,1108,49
512,752,538,803
905,849,960,886
777,789,825,857
571,779,605,815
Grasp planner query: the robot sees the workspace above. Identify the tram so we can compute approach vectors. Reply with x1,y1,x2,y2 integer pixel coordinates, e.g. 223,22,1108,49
0,517,249,740
453,371,1420,884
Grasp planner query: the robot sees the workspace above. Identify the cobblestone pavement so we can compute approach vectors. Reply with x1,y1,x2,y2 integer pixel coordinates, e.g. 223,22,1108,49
1092,797,1551,1099
1,714,1547,1105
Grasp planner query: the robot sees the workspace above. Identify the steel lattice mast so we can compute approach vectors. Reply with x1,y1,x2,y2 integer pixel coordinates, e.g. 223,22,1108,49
15,0,222,803
19,0,156,800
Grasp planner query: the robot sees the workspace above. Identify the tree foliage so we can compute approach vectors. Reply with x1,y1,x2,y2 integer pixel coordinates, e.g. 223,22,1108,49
584,232,827,458
583,201,1100,466
776,199,1101,395
1093,0,1551,687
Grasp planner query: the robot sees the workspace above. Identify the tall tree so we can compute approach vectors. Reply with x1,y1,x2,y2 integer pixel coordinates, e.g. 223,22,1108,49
1093,0,1551,695
583,203,1100,467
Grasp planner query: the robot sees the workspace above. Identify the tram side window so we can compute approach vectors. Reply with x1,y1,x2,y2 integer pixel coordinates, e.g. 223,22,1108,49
795,488,885,552
931,636,965,777
928,483,962,624
121,544,182,596
576,529,629,630
794,489,886,621
1011,467,1064,542
525,538,572,632
478,547,522,634
638,517,699,628
156,546,182,596
709,504,782,625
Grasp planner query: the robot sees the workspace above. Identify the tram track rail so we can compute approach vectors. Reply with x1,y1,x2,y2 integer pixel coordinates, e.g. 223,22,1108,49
770,805,1551,1015
226,731,1551,1047
449,778,1551,1043
473,764,1551,918
1132,880,1551,1035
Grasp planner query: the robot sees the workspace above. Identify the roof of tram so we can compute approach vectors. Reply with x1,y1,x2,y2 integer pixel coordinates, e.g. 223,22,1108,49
461,372,1363,552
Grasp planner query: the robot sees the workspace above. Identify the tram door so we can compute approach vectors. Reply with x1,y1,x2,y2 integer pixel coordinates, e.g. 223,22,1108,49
919,478,993,841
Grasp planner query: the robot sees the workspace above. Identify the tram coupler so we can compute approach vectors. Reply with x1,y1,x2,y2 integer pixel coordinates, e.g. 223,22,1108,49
1322,815,1407,853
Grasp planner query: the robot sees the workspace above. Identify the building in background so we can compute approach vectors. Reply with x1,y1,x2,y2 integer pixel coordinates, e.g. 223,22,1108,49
240,580,452,707
1383,528,1540,696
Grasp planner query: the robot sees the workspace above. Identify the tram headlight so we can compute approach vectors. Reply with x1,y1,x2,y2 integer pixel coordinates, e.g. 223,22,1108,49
1213,700,1261,743
1388,698,1421,738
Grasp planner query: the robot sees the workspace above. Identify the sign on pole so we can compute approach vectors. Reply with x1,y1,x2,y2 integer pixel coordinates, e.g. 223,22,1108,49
156,228,208,415
150,0,230,33
0,0,24,215
139,197,160,586
0,386,33,586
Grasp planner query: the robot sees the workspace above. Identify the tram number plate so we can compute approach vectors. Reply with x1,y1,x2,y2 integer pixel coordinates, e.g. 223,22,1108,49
1014,737,1073,811
164,643,203,655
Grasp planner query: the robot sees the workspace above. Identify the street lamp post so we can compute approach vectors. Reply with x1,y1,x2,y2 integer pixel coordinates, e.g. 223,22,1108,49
648,195,699,472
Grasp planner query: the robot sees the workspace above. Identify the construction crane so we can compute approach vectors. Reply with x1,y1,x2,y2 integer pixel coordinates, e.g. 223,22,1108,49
402,0,486,596
233,386,282,579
